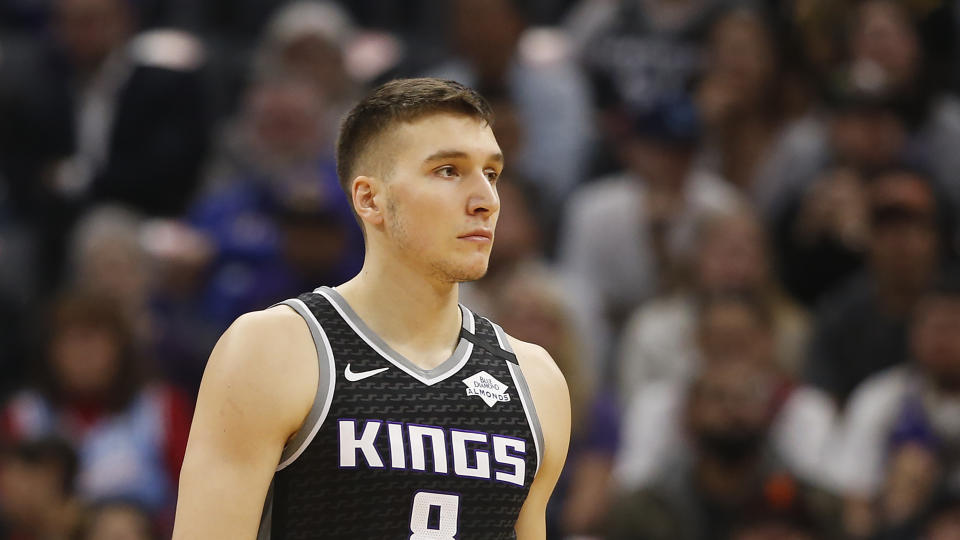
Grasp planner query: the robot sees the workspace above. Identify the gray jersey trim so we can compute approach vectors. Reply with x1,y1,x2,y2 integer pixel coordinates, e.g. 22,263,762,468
314,286,475,386
507,362,544,476
490,321,514,354
256,481,274,540
275,298,337,471
490,319,544,475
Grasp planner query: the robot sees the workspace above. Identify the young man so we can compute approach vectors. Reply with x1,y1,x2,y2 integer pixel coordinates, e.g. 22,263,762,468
172,78,571,539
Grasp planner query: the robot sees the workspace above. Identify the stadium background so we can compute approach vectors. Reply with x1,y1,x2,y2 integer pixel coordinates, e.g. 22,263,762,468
1,0,960,538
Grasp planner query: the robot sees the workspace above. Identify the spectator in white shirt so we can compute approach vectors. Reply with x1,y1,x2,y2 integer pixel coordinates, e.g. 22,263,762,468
828,269,960,538
614,291,835,492
559,94,741,333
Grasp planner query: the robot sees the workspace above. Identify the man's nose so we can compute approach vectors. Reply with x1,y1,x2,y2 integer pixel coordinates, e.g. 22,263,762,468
467,172,500,216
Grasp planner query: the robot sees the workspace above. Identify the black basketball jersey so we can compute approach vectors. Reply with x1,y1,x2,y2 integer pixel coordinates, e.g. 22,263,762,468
257,286,544,540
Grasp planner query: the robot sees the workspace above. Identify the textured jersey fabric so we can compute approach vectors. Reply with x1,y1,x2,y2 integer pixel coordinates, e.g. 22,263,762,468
258,287,543,539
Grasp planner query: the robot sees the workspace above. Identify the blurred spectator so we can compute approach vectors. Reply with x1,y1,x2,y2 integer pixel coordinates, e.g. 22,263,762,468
189,74,364,329
770,78,931,306
490,267,618,539
575,0,718,112
0,0,208,289
252,1,364,143
696,6,813,203
606,355,827,540
138,219,219,394
0,437,80,540
828,270,960,538
773,164,871,307
63,205,218,394
0,290,192,517
559,94,740,333
805,166,949,405
769,0,960,290
426,0,594,203
68,206,151,329
844,0,960,212
203,73,331,188
617,208,810,400
79,500,156,540
615,291,834,493
572,0,719,176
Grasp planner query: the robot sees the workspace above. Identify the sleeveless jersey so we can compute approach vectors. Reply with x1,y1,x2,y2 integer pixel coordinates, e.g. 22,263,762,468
257,286,545,540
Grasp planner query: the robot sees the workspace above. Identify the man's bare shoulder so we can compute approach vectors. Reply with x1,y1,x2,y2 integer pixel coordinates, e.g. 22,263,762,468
217,304,317,363
504,335,567,391
173,305,319,539
199,305,319,437
229,303,311,339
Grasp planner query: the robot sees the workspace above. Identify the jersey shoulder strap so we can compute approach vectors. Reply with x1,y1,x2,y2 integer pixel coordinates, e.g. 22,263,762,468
459,313,519,365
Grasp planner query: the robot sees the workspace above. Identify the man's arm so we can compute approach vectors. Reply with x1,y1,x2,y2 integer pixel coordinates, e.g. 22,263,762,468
172,306,318,540
508,338,572,540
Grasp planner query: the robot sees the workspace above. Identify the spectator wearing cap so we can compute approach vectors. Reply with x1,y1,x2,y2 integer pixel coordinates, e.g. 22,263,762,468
559,94,741,338
806,166,952,406
827,269,960,538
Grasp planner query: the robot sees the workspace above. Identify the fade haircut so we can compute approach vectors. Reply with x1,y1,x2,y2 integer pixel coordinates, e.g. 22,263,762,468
335,78,494,205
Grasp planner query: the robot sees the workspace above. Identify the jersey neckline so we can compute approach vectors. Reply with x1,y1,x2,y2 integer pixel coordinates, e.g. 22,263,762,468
314,286,476,386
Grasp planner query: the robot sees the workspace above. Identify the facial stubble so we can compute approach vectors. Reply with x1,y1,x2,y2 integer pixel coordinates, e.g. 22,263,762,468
385,193,489,283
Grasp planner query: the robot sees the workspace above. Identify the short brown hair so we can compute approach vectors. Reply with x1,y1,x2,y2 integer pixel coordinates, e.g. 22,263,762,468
335,78,494,200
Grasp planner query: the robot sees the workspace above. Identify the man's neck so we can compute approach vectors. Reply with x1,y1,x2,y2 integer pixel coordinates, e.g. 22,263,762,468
335,254,464,371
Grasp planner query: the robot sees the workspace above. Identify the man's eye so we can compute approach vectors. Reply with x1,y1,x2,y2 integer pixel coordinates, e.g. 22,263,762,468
485,170,500,182
436,166,458,178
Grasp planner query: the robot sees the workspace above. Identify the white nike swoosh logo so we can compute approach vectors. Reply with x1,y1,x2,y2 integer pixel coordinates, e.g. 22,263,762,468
344,364,390,382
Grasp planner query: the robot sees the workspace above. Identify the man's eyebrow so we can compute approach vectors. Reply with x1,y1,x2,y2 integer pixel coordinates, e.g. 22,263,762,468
423,150,504,164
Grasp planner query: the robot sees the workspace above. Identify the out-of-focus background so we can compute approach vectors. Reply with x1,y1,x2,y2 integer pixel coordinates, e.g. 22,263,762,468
1,0,960,538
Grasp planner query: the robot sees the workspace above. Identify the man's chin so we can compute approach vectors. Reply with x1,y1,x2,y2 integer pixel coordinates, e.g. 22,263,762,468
444,263,489,283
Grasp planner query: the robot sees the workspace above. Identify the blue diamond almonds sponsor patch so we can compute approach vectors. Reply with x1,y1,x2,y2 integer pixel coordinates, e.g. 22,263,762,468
462,371,511,407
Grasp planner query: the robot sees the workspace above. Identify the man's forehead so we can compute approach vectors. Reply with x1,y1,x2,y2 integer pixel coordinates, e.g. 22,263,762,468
390,114,500,157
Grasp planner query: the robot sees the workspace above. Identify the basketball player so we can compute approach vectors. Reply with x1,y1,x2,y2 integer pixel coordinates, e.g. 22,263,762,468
172,78,570,539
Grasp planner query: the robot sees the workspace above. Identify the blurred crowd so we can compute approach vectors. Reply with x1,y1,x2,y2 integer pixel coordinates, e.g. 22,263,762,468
1,0,960,538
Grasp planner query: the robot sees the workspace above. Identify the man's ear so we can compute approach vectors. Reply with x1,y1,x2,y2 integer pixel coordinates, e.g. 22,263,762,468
353,176,384,227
